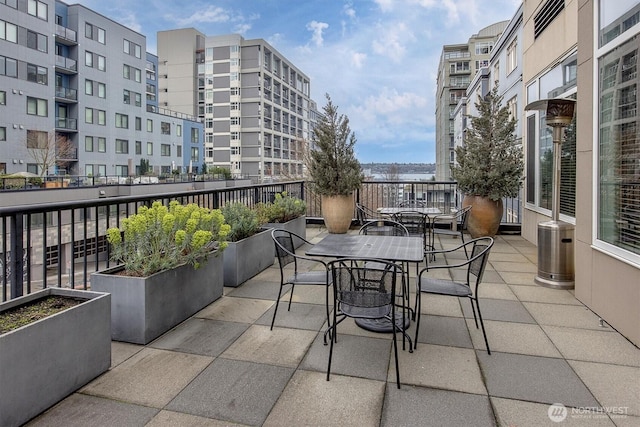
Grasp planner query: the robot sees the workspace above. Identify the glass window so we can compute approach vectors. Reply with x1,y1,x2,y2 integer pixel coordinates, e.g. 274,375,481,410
135,92,141,107
0,90,5,104
85,107,93,123
135,116,142,131
27,97,47,116
85,23,93,39
5,22,17,43
600,0,640,47
97,82,105,98
135,140,142,155
147,119,153,132
97,110,106,125
598,35,640,255
85,79,93,95
115,113,128,128
115,139,128,154
123,89,130,104
85,136,93,152
146,141,153,155
161,122,170,135
191,128,199,143
0,127,6,141
176,124,182,136
97,55,105,71
161,144,171,156
191,147,199,162
97,28,105,44
177,145,182,157
97,137,106,152
85,51,93,67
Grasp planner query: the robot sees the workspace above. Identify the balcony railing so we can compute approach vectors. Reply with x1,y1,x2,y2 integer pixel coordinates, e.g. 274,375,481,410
55,86,78,101
55,25,77,44
0,180,521,303
55,117,77,130
55,56,77,72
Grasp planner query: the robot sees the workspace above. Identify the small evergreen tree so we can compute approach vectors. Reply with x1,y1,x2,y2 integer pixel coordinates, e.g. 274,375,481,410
451,86,524,201
307,93,363,196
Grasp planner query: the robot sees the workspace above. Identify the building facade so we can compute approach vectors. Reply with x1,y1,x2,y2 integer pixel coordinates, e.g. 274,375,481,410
0,0,202,178
157,29,312,182
434,21,509,181
573,0,640,346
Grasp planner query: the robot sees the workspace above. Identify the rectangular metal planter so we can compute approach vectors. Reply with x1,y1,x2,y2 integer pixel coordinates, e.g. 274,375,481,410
0,288,111,427
264,215,307,252
91,252,223,344
223,227,274,287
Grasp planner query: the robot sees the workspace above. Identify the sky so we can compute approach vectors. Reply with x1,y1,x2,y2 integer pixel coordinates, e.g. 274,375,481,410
71,0,521,164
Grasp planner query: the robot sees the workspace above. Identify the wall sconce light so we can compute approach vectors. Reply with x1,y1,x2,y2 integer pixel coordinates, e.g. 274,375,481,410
12,159,17,164
18,90,23,95
19,160,23,164
12,124,17,129
12,89,17,94
18,125,24,129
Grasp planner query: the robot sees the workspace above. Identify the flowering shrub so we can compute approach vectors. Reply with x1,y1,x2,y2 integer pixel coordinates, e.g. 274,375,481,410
256,192,306,224
106,201,230,277
221,202,262,242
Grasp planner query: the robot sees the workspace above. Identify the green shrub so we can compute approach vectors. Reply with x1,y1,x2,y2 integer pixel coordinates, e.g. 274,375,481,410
256,192,306,223
221,202,262,242
106,201,229,277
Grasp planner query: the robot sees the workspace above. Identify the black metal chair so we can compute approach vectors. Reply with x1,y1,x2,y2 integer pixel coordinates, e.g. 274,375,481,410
325,258,412,388
271,229,331,330
393,210,429,252
429,205,472,260
398,200,426,208
359,219,413,322
414,237,494,353
355,203,382,226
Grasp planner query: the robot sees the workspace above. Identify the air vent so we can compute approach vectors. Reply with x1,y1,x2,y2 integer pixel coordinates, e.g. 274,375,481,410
534,0,564,38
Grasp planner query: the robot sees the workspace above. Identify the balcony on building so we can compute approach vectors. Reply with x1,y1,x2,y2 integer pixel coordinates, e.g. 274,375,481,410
54,25,77,46
55,117,78,131
55,86,78,103
55,56,77,74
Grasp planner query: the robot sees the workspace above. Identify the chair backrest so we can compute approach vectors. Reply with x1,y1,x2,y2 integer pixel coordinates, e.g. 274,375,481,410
359,220,409,237
355,203,367,226
457,205,472,230
328,258,398,312
398,200,425,208
272,229,297,269
393,211,427,238
466,237,494,288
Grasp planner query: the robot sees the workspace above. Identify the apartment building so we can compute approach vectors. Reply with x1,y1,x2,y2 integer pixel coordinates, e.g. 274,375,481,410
434,20,509,181
157,29,312,183
0,0,202,178
572,0,640,346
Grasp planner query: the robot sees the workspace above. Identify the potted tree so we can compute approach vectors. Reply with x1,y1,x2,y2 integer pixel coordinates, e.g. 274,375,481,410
91,201,229,344
451,86,524,237
307,93,364,233
221,202,274,287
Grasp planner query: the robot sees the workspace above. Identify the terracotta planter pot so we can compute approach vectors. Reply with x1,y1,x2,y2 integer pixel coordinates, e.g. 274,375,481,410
462,195,503,238
321,195,354,234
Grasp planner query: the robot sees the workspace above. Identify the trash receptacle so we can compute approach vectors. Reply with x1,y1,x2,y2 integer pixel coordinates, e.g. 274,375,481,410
535,220,575,289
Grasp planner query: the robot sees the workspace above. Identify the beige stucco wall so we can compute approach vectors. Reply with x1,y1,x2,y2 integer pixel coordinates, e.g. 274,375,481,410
574,0,640,346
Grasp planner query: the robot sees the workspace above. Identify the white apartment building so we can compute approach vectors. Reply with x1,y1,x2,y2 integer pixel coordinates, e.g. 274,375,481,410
157,29,312,182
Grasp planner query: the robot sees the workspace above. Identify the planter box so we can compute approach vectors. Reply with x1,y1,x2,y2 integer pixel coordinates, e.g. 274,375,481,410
0,288,111,427
265,215,306,249
91,253,223,344
223,227,274,287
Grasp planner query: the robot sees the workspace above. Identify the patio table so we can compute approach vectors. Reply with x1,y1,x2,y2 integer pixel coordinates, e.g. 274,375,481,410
306,234,424,332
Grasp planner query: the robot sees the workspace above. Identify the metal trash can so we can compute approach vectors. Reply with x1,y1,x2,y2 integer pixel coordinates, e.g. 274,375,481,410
535,220,575,289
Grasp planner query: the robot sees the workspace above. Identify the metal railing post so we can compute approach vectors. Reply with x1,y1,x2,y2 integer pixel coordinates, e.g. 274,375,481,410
10,213,24,298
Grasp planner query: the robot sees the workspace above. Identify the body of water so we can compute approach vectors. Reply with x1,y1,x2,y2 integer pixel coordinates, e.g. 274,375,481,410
370,173,435,181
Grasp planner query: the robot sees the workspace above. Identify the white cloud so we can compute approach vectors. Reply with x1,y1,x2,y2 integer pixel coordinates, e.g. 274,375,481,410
371,22,414,62
116,11,142,33
351,51,367,68
233,23,251,35
306,21,329,47
169,6,231,26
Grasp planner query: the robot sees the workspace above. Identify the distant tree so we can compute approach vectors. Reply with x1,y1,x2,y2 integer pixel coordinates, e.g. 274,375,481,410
139,158,150,175
383,164,400,181
26,131,75,177
201,162,208,175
